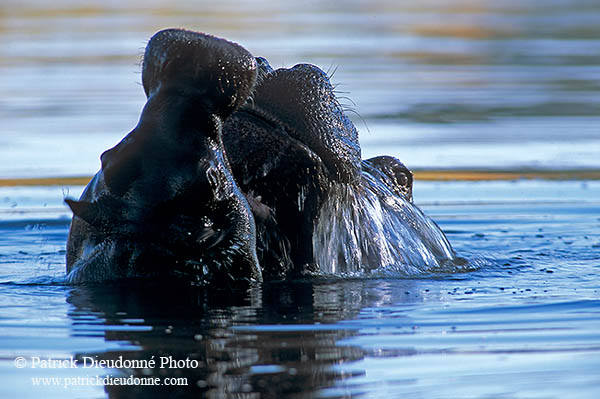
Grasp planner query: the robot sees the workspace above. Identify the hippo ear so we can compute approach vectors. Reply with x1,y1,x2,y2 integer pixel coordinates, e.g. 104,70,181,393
65,196,127,233
65,199,100,227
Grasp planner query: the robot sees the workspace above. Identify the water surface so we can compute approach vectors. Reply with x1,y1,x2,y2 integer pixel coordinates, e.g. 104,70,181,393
1,0,600,177
1,1,599,398
1,181,599,398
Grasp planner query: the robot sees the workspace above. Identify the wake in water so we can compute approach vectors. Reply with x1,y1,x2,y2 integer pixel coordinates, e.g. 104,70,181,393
314,163,468,276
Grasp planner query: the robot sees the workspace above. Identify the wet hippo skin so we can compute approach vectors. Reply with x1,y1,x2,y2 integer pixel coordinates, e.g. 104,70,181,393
65,28,454,285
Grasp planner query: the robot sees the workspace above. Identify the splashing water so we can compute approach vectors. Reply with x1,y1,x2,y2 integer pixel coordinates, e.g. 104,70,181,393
313,164,459,276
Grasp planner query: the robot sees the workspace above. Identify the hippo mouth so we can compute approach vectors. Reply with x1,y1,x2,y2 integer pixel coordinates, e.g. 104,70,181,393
64,28,456,285
65,30,365,283
221,57,364,274
224,57,361,186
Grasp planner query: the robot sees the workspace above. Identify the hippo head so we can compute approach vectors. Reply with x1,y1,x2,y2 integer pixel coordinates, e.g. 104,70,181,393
65,28,447,285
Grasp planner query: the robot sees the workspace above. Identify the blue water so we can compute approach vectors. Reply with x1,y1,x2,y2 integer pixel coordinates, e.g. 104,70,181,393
1,181,599,398
2,0,600,176
1,0,600,397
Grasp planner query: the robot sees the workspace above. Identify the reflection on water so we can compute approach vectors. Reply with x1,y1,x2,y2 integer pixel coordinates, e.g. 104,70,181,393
1,1,600,398
65,281,372,398
1,181,599,398
1,0,600,177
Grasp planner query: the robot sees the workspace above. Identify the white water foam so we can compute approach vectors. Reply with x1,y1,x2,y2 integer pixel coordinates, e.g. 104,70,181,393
313,165,458,276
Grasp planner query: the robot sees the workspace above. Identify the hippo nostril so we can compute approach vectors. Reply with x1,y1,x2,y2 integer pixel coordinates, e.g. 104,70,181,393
141,28,258,120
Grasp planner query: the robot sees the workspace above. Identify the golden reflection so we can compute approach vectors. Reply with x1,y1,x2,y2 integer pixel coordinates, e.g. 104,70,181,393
3,169,600,188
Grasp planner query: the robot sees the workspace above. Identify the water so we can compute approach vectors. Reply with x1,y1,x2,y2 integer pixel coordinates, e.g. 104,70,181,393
1,0,600,398
314,167,457,275
1,181,599,398
1,0,600,176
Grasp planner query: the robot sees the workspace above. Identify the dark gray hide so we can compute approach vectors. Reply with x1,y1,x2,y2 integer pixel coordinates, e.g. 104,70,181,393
65,28,431,284
66,29,261,284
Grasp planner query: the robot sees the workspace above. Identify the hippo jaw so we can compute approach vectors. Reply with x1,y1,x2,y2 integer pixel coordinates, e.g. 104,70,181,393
221,57,365,274
234,59,362,185
66,29,263,285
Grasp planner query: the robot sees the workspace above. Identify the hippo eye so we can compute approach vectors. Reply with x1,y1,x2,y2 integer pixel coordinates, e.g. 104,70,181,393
201,216,213,228
395,171,408,187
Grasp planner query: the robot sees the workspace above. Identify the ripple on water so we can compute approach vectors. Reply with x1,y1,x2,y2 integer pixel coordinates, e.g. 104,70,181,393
0,181,599,399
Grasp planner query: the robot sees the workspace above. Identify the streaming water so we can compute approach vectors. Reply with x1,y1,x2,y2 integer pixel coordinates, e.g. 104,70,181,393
314,166,457,275
1,181,599,399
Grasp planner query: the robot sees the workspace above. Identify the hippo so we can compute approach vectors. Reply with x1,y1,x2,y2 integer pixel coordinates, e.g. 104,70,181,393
65,28,458,285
